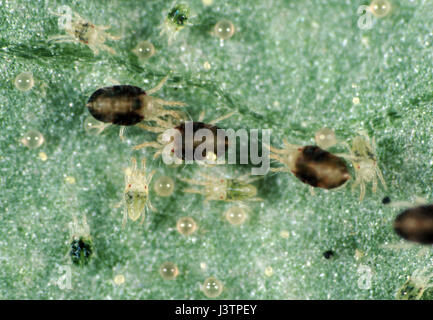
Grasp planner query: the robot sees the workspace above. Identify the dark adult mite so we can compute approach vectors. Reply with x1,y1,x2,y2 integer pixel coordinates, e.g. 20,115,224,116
133,111,234,162
394,204,433,245
269,141,351,189
86,76,186,127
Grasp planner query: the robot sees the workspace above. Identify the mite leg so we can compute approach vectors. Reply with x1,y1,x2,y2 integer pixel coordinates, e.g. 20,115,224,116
122,207,128,229
136,123,166,133
92,43,115,55
148,200,157,212
140,158,147,171
130,157,137,171
197,172,219,182
87,44,101,55
183,188,205,195
119,126,126,140
309,187,315,196
147,75,169,95
153,97,187,107
153,117,175,129
147,169,156,184
359,181,366,202
376,166,387,190
153,149,164,159
372,176,378,194
209,112,236,125
249,197,263,202
265,143,288,155
133,141,162,151
179,177,209,186
100,29,121,40
156,109,185,120
270,153,287,166
198,111,205,122
47,35,76,43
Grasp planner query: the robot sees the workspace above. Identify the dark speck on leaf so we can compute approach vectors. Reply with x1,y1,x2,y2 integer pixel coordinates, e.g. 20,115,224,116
382,196,391,204
323,250,335,259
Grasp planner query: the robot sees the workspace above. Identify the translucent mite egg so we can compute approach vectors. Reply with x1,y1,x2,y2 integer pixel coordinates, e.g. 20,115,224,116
83,116,108,135
65,176,76,184
39,152,48,161
352,97,360,105
14,72,35,91
265,266,274,277
214,20,235,40
133,40,155,60
370,0,392,18
159,262,179,280
314,128,337,149
225,206,247,226
176,217,197,236
280,230,289,238
21,130,44,149
202,276,223,298
154,176,175,197
114,274,125,285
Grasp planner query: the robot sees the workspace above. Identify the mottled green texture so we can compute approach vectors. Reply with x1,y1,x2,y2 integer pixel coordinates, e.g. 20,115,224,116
1,0,433,299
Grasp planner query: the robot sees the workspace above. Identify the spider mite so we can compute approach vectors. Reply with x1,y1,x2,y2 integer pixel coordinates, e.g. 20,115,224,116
121,157,156,228
180,172,262,203
133,111,235,162
160,3,192,44
68,215,93,266
394,204,433,245
48,7,120,55
396,268,433,300
86,75,187,138
268,138,350,190
339,131,387,201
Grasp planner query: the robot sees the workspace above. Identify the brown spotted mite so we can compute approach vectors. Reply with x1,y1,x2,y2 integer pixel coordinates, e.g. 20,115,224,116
172,121,229,161
133,111,234,162
268,138,350,190
394,204,433,245
86,76,186,138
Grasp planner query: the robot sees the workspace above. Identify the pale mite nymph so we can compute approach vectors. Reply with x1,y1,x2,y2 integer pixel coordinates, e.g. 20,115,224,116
396,268,433,300
160,4,192,44
121,157,156,228
180,172,261,203
48,8,120,55
338,131,387,201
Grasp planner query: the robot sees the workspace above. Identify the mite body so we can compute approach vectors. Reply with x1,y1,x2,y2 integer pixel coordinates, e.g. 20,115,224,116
121,157,156,228
172,121,228,161
133,111,234,162
49,9,120,55
180,172,261,203
269,139,350,189
341,131,387,201
396,268,433,300
86,76,186,138
68,215,93,266
394,205,433,244
87,85,147,125
70,237,93,266
160,4,192,43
